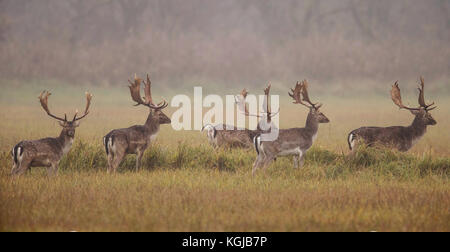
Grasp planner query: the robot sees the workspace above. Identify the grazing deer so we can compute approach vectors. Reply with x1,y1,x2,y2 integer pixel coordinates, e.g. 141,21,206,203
103,74,170,173
252,80,329,175
201,85,277,149
201,124,256,149
11,91,92,176
348,77,437,152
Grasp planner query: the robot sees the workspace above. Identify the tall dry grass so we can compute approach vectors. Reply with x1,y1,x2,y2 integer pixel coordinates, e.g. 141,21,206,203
0,81,449,231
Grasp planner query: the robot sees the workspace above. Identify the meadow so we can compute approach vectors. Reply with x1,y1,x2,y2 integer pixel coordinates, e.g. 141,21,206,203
0,80,449,231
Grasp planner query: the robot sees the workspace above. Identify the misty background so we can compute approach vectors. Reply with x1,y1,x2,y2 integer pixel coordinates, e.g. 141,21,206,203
0,0,449,91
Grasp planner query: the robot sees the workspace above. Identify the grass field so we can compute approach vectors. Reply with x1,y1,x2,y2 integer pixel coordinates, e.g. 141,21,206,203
0,80,449,231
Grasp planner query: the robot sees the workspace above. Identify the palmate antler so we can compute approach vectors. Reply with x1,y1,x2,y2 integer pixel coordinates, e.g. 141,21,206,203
289,80,322,109
239,88,261,118
262,83,280,122
39,91,66,121
72,92,93,121
39,91,92,122
391,81,419,111
417,77,436,111
128,74,168,110
391,78,436,111
235,84,279,119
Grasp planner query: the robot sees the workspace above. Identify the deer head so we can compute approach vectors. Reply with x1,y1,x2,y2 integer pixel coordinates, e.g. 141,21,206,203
128,74,171,124
391,77,437,125
289,80,329,123
39,91,92,137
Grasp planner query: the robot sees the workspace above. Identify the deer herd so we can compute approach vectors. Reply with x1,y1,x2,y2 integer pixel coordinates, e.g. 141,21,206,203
10,74,438,176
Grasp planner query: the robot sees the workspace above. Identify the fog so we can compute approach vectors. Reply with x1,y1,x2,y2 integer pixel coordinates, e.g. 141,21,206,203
0,0,449,88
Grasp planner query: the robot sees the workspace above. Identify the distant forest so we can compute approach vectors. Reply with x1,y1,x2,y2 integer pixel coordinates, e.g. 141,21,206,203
0,0,449,87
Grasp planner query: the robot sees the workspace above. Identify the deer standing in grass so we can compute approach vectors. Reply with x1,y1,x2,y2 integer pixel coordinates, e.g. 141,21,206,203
348,77,437,152
11,91,92,176
103,74,170,173
252,80,329,175
201,85,278,149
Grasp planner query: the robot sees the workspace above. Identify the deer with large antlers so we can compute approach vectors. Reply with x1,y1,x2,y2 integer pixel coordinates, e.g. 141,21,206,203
103,74,170,173
252,80,329,175
348,77,437,152
201,84,278,149
11,91,92,176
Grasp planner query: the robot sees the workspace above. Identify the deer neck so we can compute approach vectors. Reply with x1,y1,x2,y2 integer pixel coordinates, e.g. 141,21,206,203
304,112,319,136
408,116,427,139
144,112,160,135
58,129,74,154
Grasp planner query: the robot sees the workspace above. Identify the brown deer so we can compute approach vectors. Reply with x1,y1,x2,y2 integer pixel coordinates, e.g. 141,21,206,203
11,91,92,176
348,77,437,152
103,74,170,173
201,84,278,149
252,80,329,175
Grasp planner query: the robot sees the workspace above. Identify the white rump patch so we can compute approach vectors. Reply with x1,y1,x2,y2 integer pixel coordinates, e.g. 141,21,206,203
348,133,355,149
108,137,115,153
17,146,23,163
202,124,216,142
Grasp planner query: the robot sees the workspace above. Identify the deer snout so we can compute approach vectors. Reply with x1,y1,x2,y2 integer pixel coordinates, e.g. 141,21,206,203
159,114,171,124
319,116,330,123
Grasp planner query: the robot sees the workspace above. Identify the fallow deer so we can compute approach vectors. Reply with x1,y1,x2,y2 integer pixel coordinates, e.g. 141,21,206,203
348,77,437,152
103,74,171,173
201,85,278,149
11,91,92,176
252,80,329,175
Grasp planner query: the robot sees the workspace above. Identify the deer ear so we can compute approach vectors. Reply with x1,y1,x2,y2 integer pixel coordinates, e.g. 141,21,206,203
73,121,80,127
58,121,66,127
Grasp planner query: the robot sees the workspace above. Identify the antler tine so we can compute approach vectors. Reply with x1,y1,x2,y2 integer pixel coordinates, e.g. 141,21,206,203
128,74,147,106
72,110,78,122
264,83,271,96
243,101,262,118
38,90,66,122
300,80,318,108
417,76,436,110
418,76,426,108
235,88,261,118
241,88,248,99
263,83,271,115
289,81,310,108
143,74,153,105
148,98,168,110
391,81,419,111
143,73,168,110
73,92,93,121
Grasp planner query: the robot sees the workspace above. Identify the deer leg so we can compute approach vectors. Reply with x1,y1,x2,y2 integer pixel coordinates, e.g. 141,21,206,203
106,153,114,173
111,151,126,173
135,150,144,172
293,156,299,169
48,163,59,176
298,150,305,168
11,161,30,176
11,161,17,175
252,154,264,176
262,155,275,172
